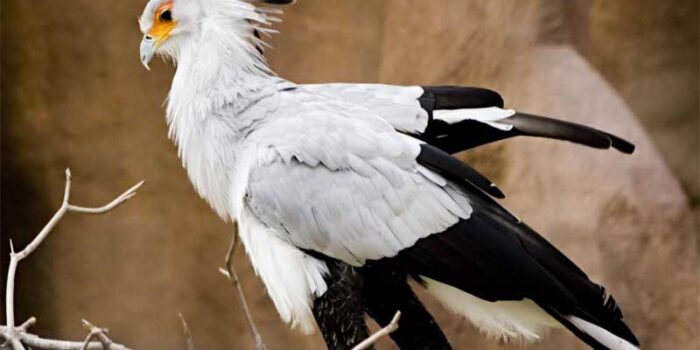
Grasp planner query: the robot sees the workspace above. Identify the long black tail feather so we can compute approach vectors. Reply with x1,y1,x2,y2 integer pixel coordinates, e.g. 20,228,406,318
504,113,636,154
418,86,635,155
422,112,635,155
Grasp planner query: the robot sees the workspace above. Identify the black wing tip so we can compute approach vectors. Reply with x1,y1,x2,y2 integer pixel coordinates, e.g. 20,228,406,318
609,135,636,154
621,324,641,346
583,310,641,348
543,304,640,349
417,143,506,199
489,184,506,199
597,288,640,346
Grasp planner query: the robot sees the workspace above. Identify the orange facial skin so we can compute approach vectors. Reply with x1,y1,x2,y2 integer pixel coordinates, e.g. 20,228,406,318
148,1,177,44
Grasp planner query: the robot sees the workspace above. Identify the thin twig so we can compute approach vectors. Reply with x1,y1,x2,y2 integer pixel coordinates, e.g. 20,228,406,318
0,326,130,350
218,225,267,350
81,320,114,350
80,331,99,350
16,318,36,333
178,314,196,350
351,311,402,350
2,169,142,350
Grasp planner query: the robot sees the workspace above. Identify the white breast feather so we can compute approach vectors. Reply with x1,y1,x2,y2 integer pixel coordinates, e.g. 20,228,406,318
238,205,328,334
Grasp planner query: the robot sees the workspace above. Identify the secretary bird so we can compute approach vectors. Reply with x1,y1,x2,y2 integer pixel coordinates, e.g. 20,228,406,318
138,1,640,349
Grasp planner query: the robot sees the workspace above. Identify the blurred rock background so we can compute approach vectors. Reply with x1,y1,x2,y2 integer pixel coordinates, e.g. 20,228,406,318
1,1,697,349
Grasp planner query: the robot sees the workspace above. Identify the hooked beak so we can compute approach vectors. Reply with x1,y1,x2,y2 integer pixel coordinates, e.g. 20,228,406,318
140,35,157,70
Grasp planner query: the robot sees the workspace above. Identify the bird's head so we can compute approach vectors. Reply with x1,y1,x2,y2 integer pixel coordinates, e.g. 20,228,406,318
138,0,293,70
139,0,200,70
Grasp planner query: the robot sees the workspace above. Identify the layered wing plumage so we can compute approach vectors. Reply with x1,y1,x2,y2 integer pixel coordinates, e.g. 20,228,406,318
300,84,635,155
243,90,638,349
301,83,430,134
245,96,473,265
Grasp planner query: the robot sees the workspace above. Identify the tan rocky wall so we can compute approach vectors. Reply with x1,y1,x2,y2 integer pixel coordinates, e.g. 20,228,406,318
2,1,697,349
589,0,699,205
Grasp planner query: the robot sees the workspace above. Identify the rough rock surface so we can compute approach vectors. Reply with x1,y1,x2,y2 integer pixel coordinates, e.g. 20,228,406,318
589,0,699,204
2,1,697,349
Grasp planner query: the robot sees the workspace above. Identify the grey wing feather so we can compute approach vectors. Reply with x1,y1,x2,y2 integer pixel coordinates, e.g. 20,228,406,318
244,96,471,265
300,83,428,134
247,157,472,265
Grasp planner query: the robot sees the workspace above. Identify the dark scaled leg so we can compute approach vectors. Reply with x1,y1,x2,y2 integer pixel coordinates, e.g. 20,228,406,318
311,255,451,350
313,260,374,350
361,261,452,350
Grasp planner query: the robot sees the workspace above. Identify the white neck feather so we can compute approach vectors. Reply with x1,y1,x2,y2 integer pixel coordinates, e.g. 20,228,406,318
161,5,294,220
165,4,283,149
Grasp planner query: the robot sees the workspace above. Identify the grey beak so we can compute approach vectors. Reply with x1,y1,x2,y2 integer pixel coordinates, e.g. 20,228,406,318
140,35,156,70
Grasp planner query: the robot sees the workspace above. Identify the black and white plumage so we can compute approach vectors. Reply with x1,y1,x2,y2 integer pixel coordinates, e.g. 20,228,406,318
138,1,640,349
300,84,639,350
302,84,635,155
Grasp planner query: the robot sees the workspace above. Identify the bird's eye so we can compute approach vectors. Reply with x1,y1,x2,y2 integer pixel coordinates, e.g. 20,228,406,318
160,9,173,22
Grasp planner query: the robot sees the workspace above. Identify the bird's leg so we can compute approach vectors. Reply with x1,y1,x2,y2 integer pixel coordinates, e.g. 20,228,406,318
313,260,373,350
360,262,452,350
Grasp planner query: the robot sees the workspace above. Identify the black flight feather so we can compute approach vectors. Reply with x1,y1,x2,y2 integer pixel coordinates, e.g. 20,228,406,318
504,113,636,154
394,148,639,347
417,143,505,199
417,86,635,155
419,86,505,111
385,198,639,348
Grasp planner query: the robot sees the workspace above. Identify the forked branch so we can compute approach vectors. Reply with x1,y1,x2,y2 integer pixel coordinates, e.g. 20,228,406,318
1,169,141,350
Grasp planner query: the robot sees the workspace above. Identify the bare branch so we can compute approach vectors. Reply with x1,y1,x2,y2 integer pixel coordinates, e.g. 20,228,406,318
64,168,73,204
178,314,196,350
80,331,98,350
2,170,142,349
67,181,143,214
219,224,267,350
0,326,131,350
81,320,116,350
16,318,35,333
6,336,24,350
351,311,401,350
